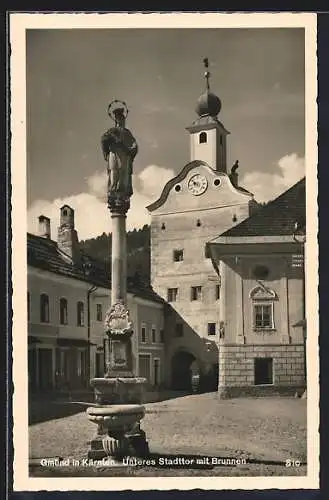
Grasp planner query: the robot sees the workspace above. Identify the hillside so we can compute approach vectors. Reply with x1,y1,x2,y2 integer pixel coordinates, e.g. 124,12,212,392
79,224,151,285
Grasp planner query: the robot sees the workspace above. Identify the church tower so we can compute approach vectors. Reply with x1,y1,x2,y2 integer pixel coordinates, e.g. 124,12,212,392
186,58,229,173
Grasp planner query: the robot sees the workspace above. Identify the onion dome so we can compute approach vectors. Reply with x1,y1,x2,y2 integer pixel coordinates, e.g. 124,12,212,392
195,57,221,117
196,91,221,117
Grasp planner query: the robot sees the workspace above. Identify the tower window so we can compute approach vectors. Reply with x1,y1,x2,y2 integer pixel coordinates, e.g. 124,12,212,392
215,284,220,301
214,178,221,187
175,184,181,192
220,135,223,145
196,219,201,227
173,249,184,262
167,288,178,302
191,286,202,301
207,323,216,336
199,132,207,144
60,297,68,325
63,209,67,216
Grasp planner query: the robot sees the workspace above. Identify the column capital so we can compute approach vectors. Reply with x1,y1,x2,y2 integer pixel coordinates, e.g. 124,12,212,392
108,193,130,215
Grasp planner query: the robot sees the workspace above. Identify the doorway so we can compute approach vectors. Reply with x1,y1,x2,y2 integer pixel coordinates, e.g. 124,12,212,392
171,350,196,391
153,358,160,387
38,348,53,390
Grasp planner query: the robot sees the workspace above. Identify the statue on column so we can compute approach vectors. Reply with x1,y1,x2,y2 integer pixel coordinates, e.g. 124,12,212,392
101,100,138,201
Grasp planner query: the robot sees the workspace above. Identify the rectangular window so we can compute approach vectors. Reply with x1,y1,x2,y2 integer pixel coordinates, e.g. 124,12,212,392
175,323,183,337
77,301,85,326
60,298,68,325
254,303,273,329
207,323,216,336
215,284,220,301
151,326,156,343
173,249,184,262
254,358,273,385
167,288,178,302
40,294,49,323
160,329,164,343
96,304,103,322
141,325,147,343
191,286,202,301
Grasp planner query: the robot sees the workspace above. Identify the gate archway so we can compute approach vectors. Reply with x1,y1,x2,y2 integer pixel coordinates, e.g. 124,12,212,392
171,350,197,391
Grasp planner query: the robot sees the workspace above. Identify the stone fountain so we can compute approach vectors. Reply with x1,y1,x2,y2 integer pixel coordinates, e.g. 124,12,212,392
87,100,148,460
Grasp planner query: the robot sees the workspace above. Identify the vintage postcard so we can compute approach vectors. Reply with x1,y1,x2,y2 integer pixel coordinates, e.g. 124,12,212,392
10,12,319,491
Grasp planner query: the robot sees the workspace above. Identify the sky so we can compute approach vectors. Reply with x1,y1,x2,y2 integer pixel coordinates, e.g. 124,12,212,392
26,27,306,240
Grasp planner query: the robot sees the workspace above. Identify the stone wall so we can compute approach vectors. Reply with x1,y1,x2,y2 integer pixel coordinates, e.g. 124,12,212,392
218,344,305,398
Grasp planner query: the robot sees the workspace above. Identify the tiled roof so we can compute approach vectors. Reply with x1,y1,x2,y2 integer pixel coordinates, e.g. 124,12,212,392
220,177,306,237
27,233,164,304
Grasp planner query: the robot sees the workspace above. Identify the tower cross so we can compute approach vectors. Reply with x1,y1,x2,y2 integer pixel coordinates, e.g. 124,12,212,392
203,57,211,91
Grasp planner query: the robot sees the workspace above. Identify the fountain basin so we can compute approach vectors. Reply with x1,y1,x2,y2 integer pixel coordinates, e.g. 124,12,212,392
87,404,145,429
90,377,147,405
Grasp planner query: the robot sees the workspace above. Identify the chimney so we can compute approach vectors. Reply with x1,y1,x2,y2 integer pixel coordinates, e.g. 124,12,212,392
38,215,51,239
57,205,80,263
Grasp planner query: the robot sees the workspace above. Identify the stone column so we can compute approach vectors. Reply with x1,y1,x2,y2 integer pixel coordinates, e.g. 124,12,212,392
87,101,148,460
111,209,127,304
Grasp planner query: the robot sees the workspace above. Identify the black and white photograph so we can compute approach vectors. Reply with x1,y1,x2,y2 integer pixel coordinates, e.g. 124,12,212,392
10,12,319,491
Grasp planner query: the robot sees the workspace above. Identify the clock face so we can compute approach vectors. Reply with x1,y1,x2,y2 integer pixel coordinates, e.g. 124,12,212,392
187,174,208,196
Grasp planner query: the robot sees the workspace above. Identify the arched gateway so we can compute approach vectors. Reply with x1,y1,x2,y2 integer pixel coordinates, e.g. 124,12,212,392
171,349,219,393
171,350,199,391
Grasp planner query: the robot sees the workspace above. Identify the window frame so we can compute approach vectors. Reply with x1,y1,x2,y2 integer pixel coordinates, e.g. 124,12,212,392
59,297,68,325
151,325,157,344
141,322,147,344
96,303,103,322
191,285,202,301
199,131,207,144
40,293,50,323
253,301,274,330
173,249,184,262
207,322,216,336
167,287,178,303
77,301,85,327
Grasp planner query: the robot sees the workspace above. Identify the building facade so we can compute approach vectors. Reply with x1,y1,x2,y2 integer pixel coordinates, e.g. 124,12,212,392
208,179,306,397
27,206,165,393
147,67,305,395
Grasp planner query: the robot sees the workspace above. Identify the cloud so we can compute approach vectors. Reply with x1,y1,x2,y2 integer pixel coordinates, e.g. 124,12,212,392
241,153,305,203
28,164,175,241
